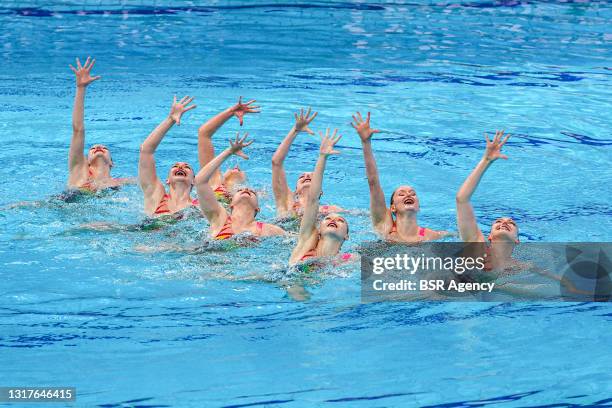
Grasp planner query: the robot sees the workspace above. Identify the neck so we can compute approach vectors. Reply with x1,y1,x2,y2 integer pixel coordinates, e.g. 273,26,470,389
296,193,309,209
168,182,192,203
88,161,111,179
489,240,516,266
394,211,419,236
316,235,343,257
230,204,255,227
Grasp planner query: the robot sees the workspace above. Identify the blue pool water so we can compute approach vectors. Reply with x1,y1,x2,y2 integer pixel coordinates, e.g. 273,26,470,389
1,1,611,406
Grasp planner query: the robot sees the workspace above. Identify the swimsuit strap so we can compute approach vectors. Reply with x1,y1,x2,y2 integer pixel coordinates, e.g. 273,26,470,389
79,167,96,191
390,220,397,234
153,194,171,215
300,247,318,262
214,215,235,240
154,194,199,216
390,221,426,238
214,184,232,201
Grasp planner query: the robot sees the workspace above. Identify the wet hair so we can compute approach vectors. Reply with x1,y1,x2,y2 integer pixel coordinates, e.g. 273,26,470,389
389,188,398,207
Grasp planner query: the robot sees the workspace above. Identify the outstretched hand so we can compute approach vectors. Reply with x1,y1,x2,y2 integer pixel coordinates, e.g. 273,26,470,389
169,95,197,125
351,111,380,143
69,57,101,88
319,128,342,156
484,130,510,162
294,107,317,135
229,132,253,160
231,96,260,126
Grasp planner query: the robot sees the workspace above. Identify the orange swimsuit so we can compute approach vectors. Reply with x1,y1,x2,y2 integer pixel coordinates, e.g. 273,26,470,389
79,168,96,192
153,194,199,216
299,248,352,264
389,223,427,240
214,184,232,202
214,216,264,240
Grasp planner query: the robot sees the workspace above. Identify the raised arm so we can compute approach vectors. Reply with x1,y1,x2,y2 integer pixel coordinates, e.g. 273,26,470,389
197,97,259,187
456,130,510,242
271,107,317,216
139,96,196,210
295,129,341,246
351,112,389,231
195,133,252,227
67,57,100,185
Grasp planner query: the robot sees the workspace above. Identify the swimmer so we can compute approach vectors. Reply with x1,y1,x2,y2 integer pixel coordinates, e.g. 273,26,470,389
456,130,519,270
197,97,260,202
289,129,353,265
195,133,285,239
139,95,199,217
272,107,343,218
351,112,449,242
67,57,132,192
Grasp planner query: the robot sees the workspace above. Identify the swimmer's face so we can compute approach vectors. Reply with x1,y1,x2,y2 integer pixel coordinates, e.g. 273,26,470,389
390,185,420,214
223,165,246,185
167,162,194,186
230,187,260,216
87,145,112,166
295,172,313,194
319,213,349,241
488,217,519,243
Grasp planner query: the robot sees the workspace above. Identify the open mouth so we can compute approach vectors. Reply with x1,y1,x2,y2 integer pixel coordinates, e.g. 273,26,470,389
93,148,105,154
175,169,187,177
327,221,338,228
499,224,511,231
404,197,415,205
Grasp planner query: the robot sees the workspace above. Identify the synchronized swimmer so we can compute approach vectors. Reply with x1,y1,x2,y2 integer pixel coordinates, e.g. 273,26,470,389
62,56,519,272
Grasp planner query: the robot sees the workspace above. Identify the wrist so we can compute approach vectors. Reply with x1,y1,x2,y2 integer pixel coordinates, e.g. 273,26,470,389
481,156,494,167
167,116,176,124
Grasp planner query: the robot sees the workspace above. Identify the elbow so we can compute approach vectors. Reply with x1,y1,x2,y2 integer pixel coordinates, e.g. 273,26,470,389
72,125,83,134
271,156,282,167
139,143,153,155
455,192,468,204
198,125,211,139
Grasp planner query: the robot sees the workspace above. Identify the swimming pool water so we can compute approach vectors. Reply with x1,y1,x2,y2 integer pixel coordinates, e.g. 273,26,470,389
1,1,611,407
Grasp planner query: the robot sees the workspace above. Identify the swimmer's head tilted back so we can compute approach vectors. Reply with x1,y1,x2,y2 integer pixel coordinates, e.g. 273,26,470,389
166,162,195,190
230,187,260,217
389,185,420,217
319,212,349,242
488,217,519,244
87,144,113,168
223,164,246,185
295,172,313,195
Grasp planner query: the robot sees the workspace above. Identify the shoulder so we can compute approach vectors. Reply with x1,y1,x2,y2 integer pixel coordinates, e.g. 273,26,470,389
68,164,89,185
425,229,452,240
262,222,286,236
